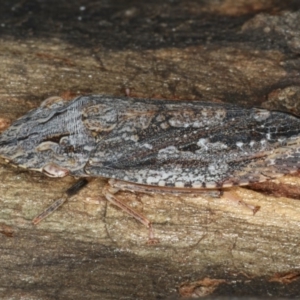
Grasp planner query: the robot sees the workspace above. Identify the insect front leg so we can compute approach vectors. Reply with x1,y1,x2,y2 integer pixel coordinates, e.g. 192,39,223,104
32,179,89,225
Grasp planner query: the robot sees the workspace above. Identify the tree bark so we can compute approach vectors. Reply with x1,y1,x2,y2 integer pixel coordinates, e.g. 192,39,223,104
1,1,300,299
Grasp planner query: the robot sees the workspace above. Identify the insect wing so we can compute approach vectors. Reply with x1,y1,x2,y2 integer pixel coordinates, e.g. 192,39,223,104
84,99,300,188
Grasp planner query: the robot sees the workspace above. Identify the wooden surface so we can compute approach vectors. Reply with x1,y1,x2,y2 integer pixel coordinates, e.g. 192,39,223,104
1,1,300,299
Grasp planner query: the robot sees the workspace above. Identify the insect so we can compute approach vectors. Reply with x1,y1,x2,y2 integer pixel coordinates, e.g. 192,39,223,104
0,95,300,242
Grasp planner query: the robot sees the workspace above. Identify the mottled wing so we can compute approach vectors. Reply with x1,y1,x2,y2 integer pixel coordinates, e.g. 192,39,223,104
84,99,300,188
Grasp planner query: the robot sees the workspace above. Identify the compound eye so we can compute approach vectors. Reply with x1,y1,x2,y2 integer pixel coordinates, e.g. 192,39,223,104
40,96,66,109
42,163,69,177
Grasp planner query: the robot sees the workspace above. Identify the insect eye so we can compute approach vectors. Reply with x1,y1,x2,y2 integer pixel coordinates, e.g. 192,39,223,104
42,134,70,144
40,96,66,109
42,163,69,177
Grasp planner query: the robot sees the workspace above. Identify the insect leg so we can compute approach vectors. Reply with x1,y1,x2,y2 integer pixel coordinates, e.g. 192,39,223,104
32,179,89,225
222,190,260,215
108,179,222,197
32,197,68,225
108,179,260,215
102,182,158,244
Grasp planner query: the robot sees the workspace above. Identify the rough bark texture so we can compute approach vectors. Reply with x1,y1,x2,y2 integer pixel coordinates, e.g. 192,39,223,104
1,1,300,299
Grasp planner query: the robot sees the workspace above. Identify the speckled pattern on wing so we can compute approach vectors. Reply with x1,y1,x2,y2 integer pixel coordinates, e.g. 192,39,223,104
1,95,300,188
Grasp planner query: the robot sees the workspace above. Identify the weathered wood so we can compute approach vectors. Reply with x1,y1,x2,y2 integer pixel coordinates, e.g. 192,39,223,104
1,1,300,298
